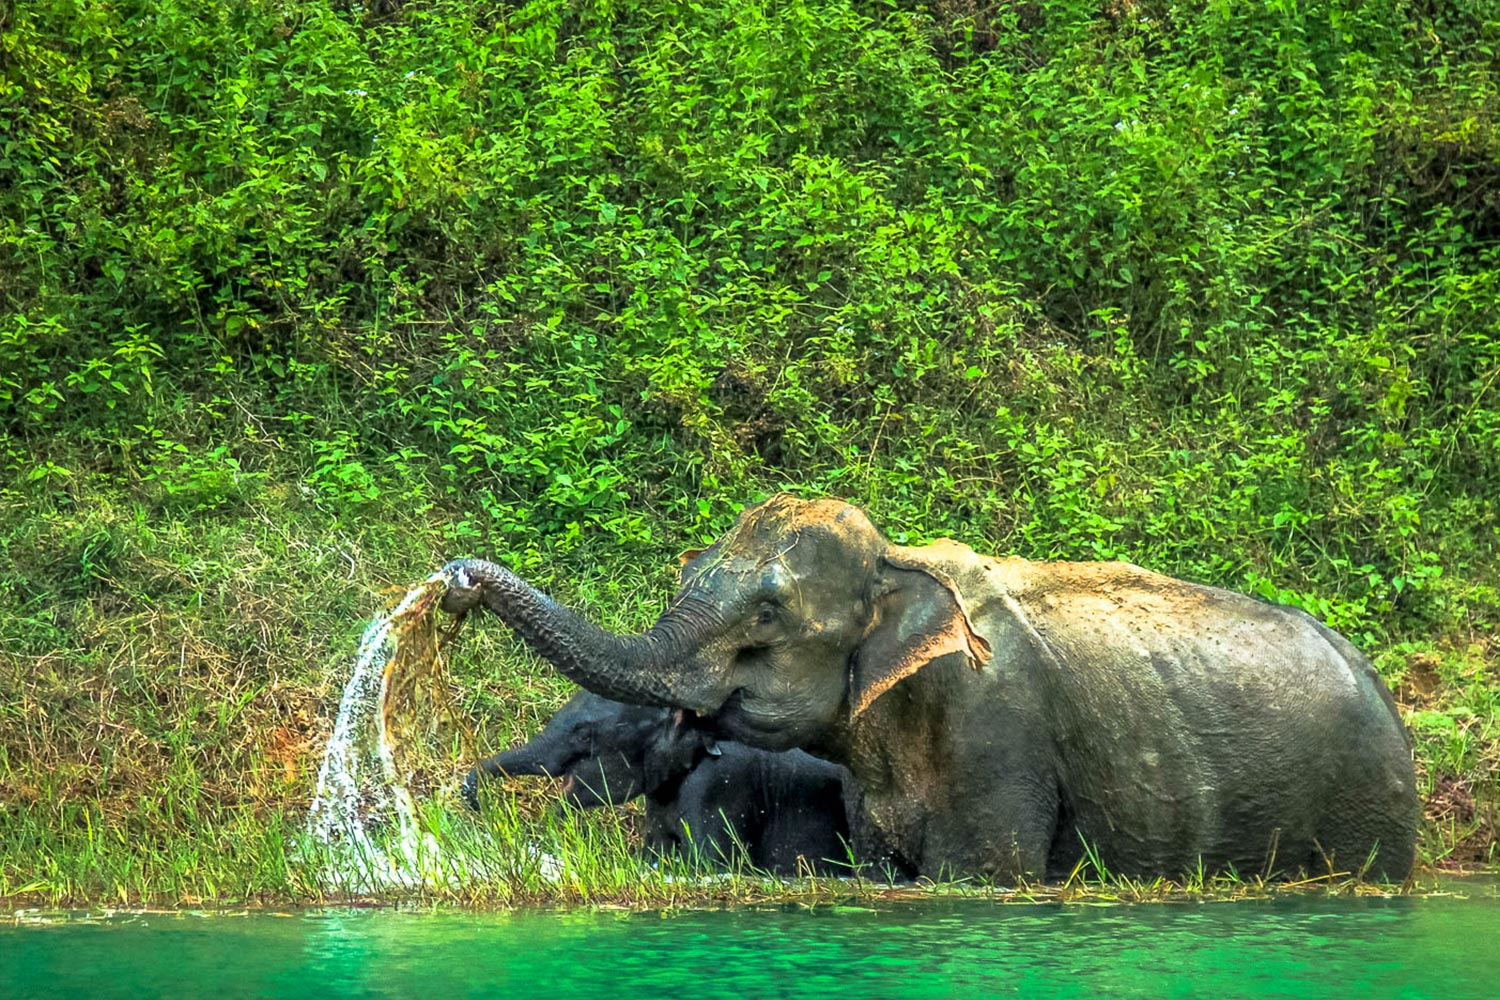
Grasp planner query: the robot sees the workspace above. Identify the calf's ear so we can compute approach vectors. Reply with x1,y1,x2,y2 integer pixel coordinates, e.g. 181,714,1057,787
669,709,720,756
644,709,713,791
850,547,991,718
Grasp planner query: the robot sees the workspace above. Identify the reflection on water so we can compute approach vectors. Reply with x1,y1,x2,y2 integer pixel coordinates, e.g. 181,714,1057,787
4,884,1500,1000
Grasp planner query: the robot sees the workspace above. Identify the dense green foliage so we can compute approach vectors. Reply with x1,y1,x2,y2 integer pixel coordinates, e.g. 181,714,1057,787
2,0,1497,901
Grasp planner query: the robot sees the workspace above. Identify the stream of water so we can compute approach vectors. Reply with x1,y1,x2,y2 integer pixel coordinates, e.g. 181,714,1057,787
4,886,1499,999
303,575,445,888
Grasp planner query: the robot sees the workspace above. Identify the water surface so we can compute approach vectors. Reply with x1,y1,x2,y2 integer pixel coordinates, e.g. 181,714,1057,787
5,884,1499,999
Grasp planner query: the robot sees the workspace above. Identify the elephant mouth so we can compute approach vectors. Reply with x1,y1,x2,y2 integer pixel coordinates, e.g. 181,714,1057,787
713,688,808,752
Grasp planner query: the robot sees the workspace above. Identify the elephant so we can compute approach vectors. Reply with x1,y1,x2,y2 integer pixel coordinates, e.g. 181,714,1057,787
463,689,856,876
441,494,1418,883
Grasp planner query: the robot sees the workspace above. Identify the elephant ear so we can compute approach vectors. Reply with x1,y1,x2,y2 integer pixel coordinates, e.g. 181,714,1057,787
851,543,992,718
644,710,715,793
675,548,705,583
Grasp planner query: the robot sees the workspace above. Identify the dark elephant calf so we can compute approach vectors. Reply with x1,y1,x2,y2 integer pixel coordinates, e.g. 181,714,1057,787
463,690,855,876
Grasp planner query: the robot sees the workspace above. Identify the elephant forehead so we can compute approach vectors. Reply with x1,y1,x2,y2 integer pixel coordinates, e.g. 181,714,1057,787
685,495,883,591
727,494,878,552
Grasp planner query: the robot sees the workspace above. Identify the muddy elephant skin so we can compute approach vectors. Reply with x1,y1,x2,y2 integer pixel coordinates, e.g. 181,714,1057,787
442,495,1418,882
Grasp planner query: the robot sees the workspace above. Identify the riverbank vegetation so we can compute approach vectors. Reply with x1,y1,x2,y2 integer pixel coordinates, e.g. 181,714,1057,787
2,0,1497,906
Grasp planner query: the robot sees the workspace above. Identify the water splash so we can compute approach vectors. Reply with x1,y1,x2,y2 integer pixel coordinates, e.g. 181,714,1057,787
305,568,582,890
304,572,448,888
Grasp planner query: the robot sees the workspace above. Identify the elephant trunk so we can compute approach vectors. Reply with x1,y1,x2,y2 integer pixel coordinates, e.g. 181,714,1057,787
441,557,723,712
463,737,570,811
488,745,558,779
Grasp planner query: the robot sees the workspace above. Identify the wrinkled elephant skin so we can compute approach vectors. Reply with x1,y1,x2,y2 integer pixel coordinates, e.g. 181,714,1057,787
445,495,1418,882
465,690,856,876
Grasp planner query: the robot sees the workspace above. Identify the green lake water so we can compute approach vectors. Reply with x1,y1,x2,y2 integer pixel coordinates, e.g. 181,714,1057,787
5,885,1499,999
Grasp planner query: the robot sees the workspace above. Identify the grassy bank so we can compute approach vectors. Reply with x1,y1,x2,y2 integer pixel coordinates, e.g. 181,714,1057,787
0,492,1492,907
2,0,1498,905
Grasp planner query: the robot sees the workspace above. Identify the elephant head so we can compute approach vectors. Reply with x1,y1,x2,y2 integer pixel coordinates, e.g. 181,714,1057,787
462,690,717,810
443,495,990,753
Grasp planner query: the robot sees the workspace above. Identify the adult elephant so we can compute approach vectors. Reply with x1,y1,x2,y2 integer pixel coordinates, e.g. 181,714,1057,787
442,495,1417,882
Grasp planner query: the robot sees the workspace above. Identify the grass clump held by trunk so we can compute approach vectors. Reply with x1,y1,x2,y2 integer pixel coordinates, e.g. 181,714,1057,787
376,575,477,803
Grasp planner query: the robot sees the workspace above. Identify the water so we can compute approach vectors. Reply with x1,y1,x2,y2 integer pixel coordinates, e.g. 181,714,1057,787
300,570,595,887
5,886,1500,999
304,575,447,888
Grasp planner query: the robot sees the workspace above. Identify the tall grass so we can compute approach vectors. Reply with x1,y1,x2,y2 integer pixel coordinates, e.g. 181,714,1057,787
1,787,1427,909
